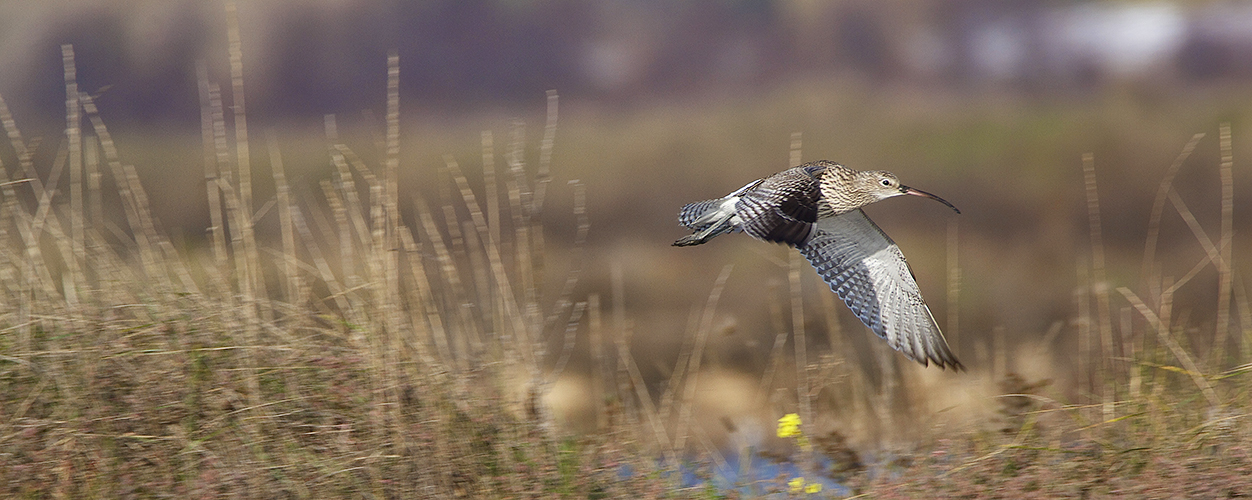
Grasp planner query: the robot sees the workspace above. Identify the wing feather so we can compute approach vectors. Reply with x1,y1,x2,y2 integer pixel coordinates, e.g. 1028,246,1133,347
798,209,962,370
737,167,822,246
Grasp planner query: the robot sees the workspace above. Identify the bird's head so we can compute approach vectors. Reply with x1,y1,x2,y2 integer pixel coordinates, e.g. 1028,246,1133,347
855,170,961,214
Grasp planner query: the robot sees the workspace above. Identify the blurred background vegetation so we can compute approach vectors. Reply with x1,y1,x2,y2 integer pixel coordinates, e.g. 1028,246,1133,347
2,0,1252,496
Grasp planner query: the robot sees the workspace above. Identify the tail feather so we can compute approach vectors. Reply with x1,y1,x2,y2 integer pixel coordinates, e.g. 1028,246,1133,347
673,222,735,246
674,200,738,246
678,199,723,230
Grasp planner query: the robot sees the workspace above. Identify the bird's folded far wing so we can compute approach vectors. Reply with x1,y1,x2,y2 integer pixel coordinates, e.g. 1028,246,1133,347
737,168,822,246
799,209,963,370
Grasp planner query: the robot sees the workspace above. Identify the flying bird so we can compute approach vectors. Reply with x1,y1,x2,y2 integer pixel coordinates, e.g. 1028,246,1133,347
674,160,963,370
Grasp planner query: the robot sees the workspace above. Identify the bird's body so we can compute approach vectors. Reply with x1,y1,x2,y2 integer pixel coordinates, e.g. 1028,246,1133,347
675,160,963,370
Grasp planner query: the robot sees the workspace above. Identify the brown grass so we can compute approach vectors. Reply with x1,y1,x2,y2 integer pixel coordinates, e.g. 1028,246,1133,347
0,36,717,499
2,12,1251,500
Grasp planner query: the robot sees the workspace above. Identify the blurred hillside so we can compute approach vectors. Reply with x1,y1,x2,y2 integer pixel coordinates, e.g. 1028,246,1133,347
3,0,1252,124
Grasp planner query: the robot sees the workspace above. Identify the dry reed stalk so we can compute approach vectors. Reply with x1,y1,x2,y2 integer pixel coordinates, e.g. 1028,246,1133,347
62,45,83,307
1166,190,1222,265
83,135,104,295
789,250,812,455
1214,123,1233,366
0,97,60,333
0,94,47,199
1121,306,1140,399
289,204,351,314
225,3,263,313
73,114,163,295
414,197,464,369
1118,286,1220,407
759,282,788,406
471,132,499,343
382,54,407,411
588,293,608,430
499,127,542,353
120,162,171,290
28,143,70,301
619,311,674,464
85,135,101,244
365,157,393,415
610,263,641,437
328,146,372,252
789,131,802,166
446,155,532,372
818,283,871,428
790,120,809,438
532,90,557,212
659,305,700,425
673,264,732,453
29,141,65,236
268,133,304,306
871,331,898,448
397,226,443,371
507,120,533,218
1235,278,1252,364
505,122,544,347
1143,133,1204,305
385,53,400,240
159,236,202,298
1082,153,1116,421
542,180,588,333
458,218,490,357
1075,257,1092,416
946,218,960,357
482,131,500,253
0,101,36,363
197,64,230,285
692,420,731,479
1147,275,1174,396
547,300,585,384
320,181,363,315
819,272,845,366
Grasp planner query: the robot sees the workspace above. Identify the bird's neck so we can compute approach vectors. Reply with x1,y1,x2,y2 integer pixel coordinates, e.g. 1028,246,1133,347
818,167,868,216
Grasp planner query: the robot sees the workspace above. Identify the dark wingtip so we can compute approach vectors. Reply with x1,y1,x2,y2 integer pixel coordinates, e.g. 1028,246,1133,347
919,352,965,372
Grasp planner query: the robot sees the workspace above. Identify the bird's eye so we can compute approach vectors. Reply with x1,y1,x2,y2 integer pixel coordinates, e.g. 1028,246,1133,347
880,179,892,187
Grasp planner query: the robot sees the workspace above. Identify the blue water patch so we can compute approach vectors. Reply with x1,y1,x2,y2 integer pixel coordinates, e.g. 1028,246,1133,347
618,450,850,497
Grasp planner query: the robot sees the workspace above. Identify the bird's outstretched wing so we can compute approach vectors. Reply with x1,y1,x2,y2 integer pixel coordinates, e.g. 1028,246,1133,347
798,209,962,370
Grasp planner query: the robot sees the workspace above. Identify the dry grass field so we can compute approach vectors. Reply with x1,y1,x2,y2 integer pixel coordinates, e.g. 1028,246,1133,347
3,17,1252,500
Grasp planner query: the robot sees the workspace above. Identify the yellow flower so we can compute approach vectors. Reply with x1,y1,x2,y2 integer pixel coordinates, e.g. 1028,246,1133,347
790,477,823,494
777,413,802,438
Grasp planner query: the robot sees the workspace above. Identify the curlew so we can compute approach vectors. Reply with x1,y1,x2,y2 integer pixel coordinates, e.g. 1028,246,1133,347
674,160,964,370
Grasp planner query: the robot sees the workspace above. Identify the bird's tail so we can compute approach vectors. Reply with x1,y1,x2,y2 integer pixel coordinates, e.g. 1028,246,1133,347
674,199,737,246
678,199,722,229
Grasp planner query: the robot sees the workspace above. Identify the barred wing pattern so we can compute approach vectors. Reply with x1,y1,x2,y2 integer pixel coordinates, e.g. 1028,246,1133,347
735,166,823,246
798,209,962,369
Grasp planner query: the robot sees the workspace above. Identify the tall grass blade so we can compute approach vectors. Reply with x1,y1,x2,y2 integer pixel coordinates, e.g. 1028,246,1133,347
1213,123,1234,366
1082,153,1115,420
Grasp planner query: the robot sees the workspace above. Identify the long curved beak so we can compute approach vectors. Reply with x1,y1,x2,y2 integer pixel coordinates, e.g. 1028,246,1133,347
900,185,960,214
